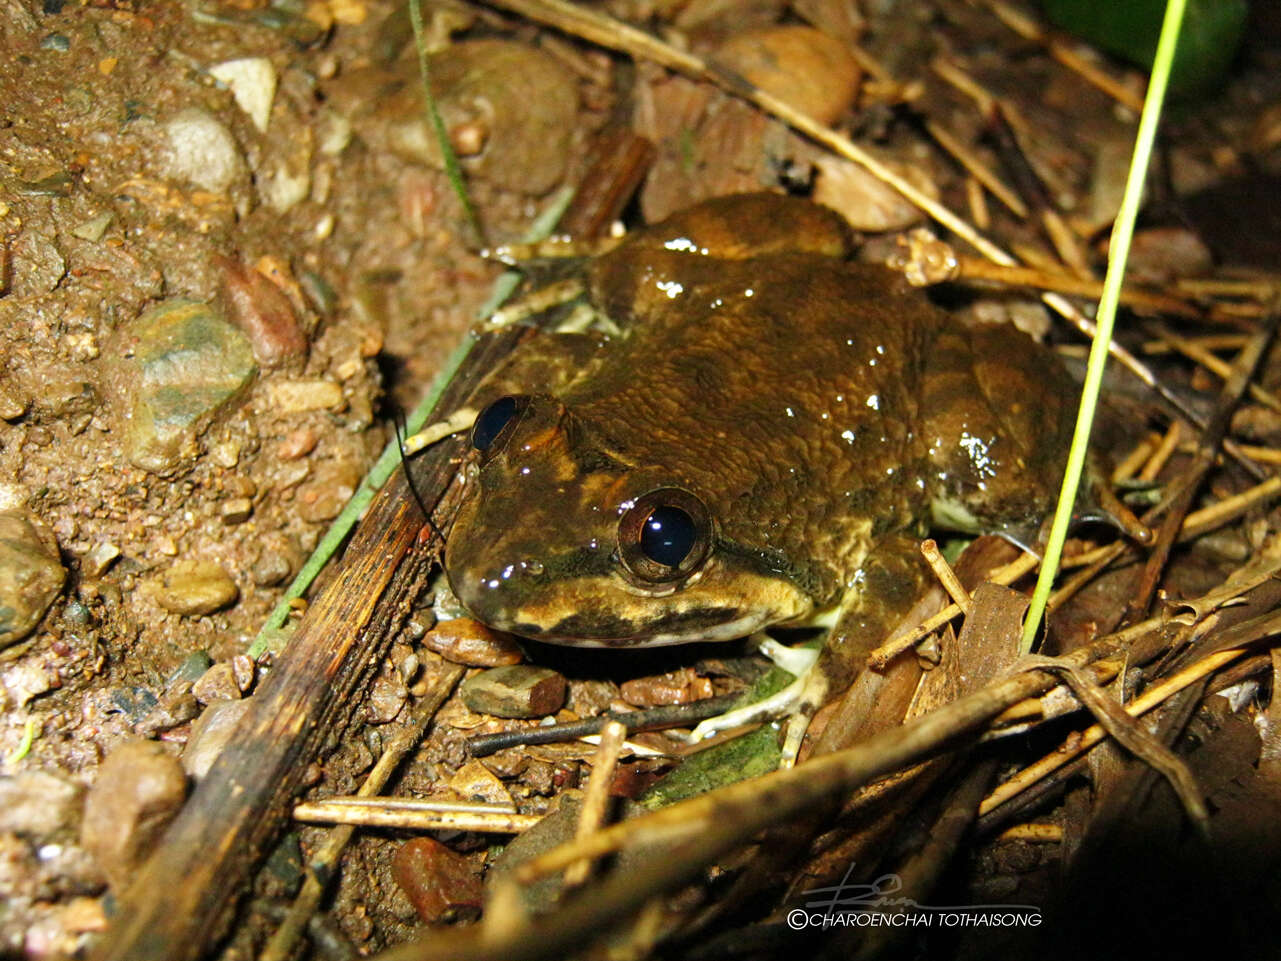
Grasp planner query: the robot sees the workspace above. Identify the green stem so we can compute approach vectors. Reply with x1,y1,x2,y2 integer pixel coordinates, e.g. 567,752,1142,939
1021,0,1189,653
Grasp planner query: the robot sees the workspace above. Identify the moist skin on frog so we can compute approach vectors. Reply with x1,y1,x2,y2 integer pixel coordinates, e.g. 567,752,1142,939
444,192,1079,674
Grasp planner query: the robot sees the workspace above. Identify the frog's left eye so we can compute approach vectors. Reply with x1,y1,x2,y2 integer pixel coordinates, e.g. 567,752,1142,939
617,488,712,584
471,395,528,457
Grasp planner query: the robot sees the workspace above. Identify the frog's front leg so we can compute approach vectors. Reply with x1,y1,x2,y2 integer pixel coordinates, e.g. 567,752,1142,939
690,535,935,765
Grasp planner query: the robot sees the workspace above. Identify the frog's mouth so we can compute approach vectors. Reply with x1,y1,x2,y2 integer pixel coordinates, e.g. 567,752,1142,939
513,607,775,648
449,558,814,649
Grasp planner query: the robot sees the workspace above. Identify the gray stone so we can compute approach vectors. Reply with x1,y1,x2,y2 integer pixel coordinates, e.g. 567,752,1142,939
111,300,256,474
0,511,66,649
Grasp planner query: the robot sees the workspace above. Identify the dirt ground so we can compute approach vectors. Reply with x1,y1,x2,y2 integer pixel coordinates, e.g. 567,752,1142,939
2,0,1281,958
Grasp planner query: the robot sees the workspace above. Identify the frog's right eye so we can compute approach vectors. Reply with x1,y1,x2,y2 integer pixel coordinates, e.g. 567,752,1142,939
471,395,528,455
617,488,712,584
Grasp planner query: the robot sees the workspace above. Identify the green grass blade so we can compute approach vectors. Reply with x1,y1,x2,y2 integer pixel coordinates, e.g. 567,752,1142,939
1021,0,1189,653
407,0,487,248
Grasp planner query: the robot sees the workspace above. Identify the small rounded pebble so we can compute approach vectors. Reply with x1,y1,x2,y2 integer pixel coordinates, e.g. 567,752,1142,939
0,510,66,649
191,662,242,703
295,460,361,523
714,26,860,126
620,669,715,707
108,300,256,474
83,541,121,578
218,256,308,368
276,426,318,460
81,740,188,892
164,107,245,194
366,670,408,724
392,837,483,923
421,617,524,667
251,551,293,587
460,665,566,719
182,698,250,778
149,560,238,616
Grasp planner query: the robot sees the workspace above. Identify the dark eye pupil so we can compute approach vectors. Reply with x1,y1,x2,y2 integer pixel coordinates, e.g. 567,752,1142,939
639,505,696,567
472,396,519,451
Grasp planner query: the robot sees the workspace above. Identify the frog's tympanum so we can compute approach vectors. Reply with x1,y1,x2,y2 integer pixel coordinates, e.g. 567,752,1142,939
444,193,1078,719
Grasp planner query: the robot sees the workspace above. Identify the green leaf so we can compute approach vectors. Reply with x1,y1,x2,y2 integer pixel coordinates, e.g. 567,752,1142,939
1041,0,1247,95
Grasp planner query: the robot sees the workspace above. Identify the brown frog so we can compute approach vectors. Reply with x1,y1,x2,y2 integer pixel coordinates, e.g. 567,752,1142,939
443,193,1080,729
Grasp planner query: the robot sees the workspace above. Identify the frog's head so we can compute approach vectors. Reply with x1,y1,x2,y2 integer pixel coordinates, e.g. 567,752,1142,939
444,394,814,647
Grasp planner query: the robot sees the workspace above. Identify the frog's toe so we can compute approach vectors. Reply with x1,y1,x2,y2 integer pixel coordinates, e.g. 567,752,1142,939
758,637,821,676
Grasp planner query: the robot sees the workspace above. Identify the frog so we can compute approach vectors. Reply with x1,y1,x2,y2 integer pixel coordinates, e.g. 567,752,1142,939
442,192,1083,745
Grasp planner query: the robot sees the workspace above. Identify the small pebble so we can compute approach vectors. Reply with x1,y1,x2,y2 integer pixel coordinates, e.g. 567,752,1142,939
219,497,253,525
460,665,566,719
620,669,714,707
133,690,200,737
0,770,83,839
366,669,408,723
182,698,250,778
70,212,112,242
406,609,436,639
208,440,241,468
231,655,255,693
295,460,361,523
40,32,69,51
3,659,59,706
0,510,66,649
265,379,344,413
83,541,121,578
0,381,28,420
421,617,524,667
445,759,515,808
109,300,256,474
218,256,308,368
191,662,242,702
276,427,319,460
208,57,277,133
391,837,483,924
80,740,188,892
251,551,293,587
169,650,213,686
714,26,859,126
148,560,239,616
164,107,245,194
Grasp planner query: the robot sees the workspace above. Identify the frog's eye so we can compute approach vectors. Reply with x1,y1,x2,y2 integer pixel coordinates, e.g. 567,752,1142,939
617,488,712,584
471,395,528,456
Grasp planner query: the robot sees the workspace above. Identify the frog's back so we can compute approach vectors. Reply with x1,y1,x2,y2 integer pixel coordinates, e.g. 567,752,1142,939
568,254,943,604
